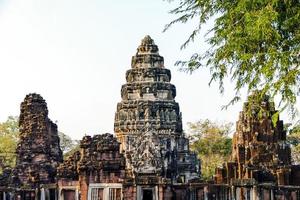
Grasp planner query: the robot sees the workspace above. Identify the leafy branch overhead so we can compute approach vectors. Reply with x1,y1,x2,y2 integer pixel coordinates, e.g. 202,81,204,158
165,0,300,114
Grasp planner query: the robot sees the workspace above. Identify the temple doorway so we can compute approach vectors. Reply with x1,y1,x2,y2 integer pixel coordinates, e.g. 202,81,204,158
142,189,153,200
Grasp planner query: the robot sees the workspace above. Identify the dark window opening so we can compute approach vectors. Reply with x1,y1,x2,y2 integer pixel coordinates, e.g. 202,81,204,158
63,190,76,200
49,189,56,200
142,189,153,200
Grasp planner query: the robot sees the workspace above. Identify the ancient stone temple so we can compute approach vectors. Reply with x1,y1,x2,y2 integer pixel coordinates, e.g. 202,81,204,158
13,93,63,199
215,93,300,199
114,35,200,199
3,36,300,200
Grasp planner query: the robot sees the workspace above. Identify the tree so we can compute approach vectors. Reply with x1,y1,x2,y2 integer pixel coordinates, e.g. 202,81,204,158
0,116,19,172
63,142,80,160
165,0,300,114
287,124,300,164
187,119,232,180
58,131,80,159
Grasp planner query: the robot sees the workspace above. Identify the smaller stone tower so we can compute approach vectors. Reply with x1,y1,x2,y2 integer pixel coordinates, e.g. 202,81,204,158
215,93,300,185
14,93,63,188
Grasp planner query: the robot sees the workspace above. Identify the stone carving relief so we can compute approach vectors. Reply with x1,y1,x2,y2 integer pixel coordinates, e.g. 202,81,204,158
126,129,163,174
116,105,178,126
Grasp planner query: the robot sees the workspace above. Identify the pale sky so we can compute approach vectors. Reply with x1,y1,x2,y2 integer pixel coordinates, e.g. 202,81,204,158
0,0,297,139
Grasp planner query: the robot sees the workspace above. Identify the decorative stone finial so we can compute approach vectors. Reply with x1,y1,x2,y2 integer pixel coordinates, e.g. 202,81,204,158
141,35,155,46
136,35,159,55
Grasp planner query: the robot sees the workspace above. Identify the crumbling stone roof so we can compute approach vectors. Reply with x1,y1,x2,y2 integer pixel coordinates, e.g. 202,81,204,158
78,133,125,172
57,151,80,180
58,133,126,182
80,133,120,152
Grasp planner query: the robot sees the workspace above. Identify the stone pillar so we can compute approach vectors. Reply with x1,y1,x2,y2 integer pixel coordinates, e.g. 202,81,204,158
40,188,45,200
155,186,159,200
231,186,235,200
137,186,142,200
79,174,88,200
158,185,164,200
252,186,258,200
75,189,79,200
204,186,208,200
270,189,274,200
35,188,39,200
236,187,241,200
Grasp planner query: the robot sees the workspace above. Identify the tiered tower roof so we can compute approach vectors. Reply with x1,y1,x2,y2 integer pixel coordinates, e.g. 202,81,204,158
115,35,181,135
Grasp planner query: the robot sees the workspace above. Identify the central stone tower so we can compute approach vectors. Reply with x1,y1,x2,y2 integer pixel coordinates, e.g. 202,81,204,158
114,36,200,198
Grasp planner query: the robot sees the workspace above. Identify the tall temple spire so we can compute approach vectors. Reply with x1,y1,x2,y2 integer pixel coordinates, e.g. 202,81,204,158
114,36,200,184
115,35,180,136
137,35,159,54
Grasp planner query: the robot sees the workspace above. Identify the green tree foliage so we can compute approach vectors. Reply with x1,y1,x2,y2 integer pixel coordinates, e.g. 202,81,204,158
58,131,75,153
63,143,80,160
166,0,300,114
58,132,80,159
287,124,300,164
188,119,232,180
0,116,19,172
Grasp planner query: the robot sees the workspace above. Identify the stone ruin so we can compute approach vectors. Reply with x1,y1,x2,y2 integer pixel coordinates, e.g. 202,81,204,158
14,93,63,188
215,93,300,199
0,36,300,200
0,94,63,199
